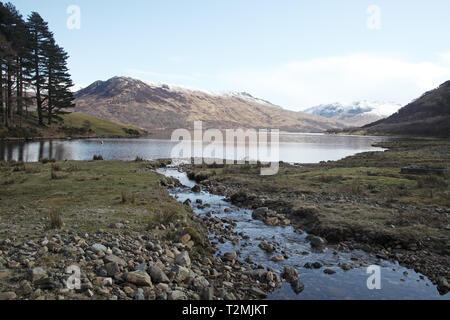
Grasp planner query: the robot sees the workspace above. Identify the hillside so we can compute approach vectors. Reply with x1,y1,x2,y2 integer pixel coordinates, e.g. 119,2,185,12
360,81,450,137
74,77,347,133
304,101,402,126
0,112,146,140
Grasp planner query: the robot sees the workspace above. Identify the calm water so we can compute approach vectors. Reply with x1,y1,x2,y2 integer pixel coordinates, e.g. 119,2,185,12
0,133,391,163
159,167,449,300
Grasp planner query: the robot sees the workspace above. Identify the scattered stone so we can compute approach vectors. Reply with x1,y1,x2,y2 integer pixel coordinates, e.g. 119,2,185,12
149,265,170,283
91,243,107,254
175,252,191,267
290,279,305,294
168,290,186,300
126,271,152,287
31,267,47,282
310,236,327,249
0,292,17,300
281,267,299,282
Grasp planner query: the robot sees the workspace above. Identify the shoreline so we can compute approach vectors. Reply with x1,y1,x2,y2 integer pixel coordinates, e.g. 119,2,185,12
184,139,450,295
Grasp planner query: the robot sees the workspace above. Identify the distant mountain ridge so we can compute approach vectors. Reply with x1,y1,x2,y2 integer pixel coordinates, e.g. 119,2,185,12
304,101,402,126
74,76,347,133
361,81,450,137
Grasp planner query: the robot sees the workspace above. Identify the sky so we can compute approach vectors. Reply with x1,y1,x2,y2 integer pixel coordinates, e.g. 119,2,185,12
8,0,450,110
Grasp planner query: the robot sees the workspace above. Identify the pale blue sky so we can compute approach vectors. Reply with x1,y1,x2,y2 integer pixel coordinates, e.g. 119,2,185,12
9,0,450,109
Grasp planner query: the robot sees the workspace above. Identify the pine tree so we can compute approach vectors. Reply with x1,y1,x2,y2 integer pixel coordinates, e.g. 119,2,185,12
44,38,75,124
27,11,51,126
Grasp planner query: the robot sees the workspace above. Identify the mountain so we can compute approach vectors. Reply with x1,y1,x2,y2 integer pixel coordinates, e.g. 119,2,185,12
361,81,450,137
304,101,402,126
74,77,347,134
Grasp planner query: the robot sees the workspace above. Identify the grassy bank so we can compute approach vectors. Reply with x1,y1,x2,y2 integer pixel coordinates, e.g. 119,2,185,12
0,112,146,140
188,139,450,251
0,159,206,252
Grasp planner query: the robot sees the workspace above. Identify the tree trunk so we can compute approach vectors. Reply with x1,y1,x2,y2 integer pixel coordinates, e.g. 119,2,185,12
16,57,23,117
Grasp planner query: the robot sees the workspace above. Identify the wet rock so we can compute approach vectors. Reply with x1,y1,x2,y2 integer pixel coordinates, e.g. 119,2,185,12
126,271,152,287
281,267,299,282
223,252,237,262
252,207,268,220
265,217,279,226
258,242,275,253
291,279,305,294
437,277,450,295
324,269,336,275
271,255,284,262
191,185,202,193
250,287,267,298
310,236,327,249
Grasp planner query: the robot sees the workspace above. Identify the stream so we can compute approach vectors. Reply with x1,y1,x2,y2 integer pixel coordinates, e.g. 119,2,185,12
158,166,449,300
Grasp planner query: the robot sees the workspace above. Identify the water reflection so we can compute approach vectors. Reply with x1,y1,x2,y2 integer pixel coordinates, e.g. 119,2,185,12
0,134,392,163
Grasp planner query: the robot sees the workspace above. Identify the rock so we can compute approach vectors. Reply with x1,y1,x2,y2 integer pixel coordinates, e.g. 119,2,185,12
91,243,107,254
109,222,124,229
291,279,305,294
281,267,299,282
191,185,202,193
168,290,186,300
173,266,190,283
250,287,267,298
19,281,33,295
0,269,10,280
193,276,209,290
437,277,450,295
258,242,275,253
324,269,336,275
35,277,58,290
200,287,214,300
223,252,237,262
104,254,126,267
105,262,120,276
310,236,327,249
0,292,16,300
252,207,268,220
149,265,169,283
312,262,322,269
126,271,152,287
175,252,191,267
271,255,284,262
135,288,145,300
31,267,47,282
265,217,279,226
180,234,191,245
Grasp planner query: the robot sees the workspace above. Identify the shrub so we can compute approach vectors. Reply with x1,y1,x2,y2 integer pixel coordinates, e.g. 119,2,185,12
93,155,104,161
51,163,62,172
48,210,63,230
121,191,135,204
135,156,144,162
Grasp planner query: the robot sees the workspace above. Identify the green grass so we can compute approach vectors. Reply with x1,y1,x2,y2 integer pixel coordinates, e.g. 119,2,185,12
60,113,144,138
0,111,146,140
190,139,450,247
0,160,207,253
